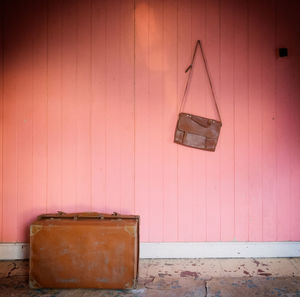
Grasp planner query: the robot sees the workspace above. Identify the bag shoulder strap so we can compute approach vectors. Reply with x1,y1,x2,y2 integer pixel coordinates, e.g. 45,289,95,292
179,40,222,123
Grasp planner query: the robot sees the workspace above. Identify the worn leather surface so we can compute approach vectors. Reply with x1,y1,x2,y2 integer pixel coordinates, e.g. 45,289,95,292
174,113,222,151
30,212,139,289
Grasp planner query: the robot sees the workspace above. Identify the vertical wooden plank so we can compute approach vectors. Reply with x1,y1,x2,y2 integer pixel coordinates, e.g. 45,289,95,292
189,0,206,242
148,0,164,241
290,142,300,241
105,0,122,213
162,0,178,241
274,0,291,241
219,0,235,241
119,0,135,214
288,0,300,241
0,0,3,241
32,0,48,226
248,0,263,241
261,0,276,241
233,0,249,241
47,0,63,212
135,0,150,241
16,0,34,242
290,92,300,241
205,0,222,241
90,0,107,212
61,0,78,212
2,0,18,242
106,0,135,215
76,0,92,210
177,0,193,241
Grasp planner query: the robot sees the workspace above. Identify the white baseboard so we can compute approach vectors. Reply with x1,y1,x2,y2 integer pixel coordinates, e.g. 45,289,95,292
0,242,300,260
140,242,300,258
0,243,29,260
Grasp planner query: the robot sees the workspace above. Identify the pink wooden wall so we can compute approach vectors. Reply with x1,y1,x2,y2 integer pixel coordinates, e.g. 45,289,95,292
0,0,300,243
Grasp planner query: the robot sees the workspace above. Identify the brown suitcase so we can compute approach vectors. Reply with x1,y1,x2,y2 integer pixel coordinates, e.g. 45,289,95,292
29,212,139,289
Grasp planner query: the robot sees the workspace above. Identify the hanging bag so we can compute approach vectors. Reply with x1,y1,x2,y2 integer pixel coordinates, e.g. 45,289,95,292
174,40,222,151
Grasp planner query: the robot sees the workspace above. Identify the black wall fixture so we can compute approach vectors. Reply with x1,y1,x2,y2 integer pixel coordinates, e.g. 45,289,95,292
279,48,288,57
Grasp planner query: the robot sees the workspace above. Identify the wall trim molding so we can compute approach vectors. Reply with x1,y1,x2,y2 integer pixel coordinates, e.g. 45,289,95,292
140,242,300,258
1,242,300,260
0,243,29,260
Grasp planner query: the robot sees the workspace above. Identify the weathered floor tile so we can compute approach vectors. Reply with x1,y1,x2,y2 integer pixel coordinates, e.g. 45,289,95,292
290,258,300,274
146,258,223,279
207,277,300,297
0,260,28,279
143,277,206,297
0,259,299,296
0,261,10,278
139,259,153,278
254,258,299,277
219,258,264,277
190,259,224,278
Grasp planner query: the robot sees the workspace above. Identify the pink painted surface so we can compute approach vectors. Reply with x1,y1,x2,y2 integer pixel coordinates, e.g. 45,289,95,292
219,0,235,242
0,0,300,243
248,0,264,241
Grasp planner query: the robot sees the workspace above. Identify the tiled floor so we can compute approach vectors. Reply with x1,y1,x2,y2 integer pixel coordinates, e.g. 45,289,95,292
0,258,299,296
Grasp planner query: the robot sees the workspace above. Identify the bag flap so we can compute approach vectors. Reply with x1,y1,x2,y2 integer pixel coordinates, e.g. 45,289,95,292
177,113,221,138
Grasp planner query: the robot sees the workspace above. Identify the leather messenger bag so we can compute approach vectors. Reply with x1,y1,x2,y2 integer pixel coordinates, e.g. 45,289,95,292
174,40,222,152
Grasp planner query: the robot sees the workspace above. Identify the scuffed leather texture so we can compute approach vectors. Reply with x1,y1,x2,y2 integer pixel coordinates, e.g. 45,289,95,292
174,112,222,151
29,212,139,289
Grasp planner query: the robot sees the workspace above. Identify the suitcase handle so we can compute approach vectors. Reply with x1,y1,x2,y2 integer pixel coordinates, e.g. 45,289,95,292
37,211,139,221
